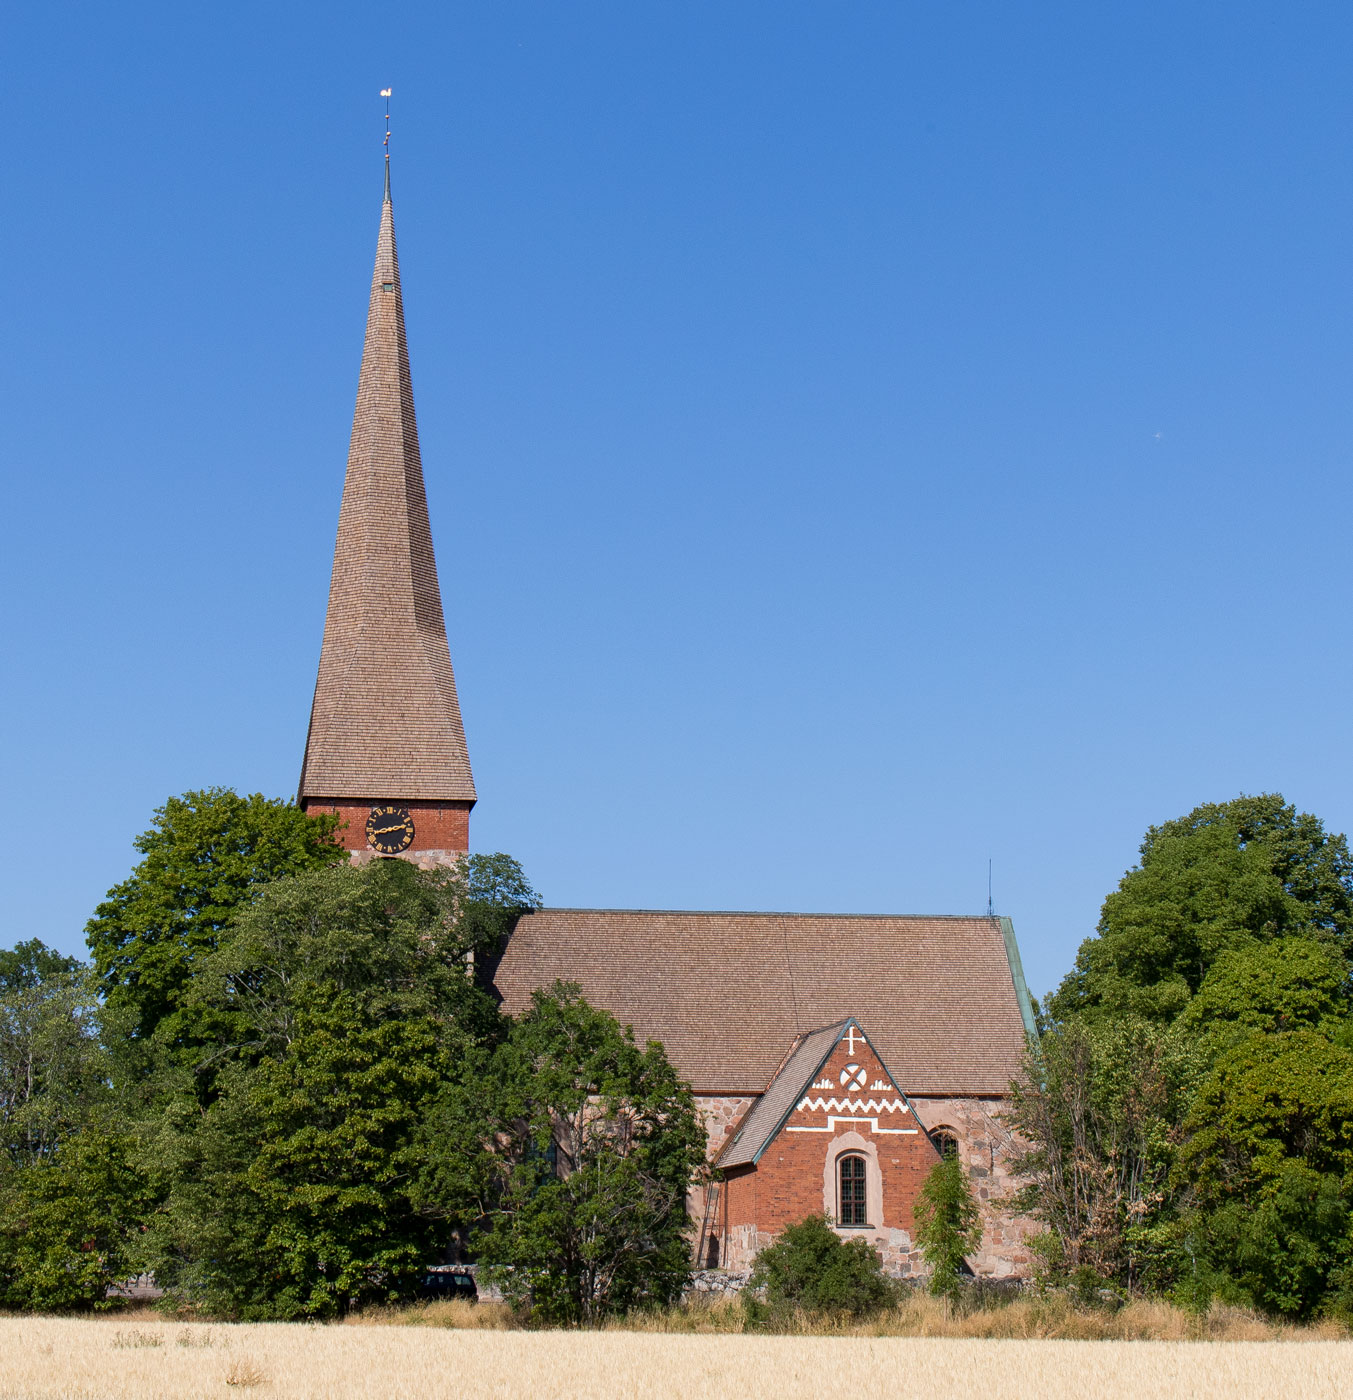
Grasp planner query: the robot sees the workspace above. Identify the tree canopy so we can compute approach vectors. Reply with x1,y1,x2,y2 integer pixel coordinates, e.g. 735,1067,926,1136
439,983,705,1326
1182,938,1348,1039
0,942,108,1167
85,789,344,1055
1019,792,1353,1318
142,854,540,1318
1047,794,1353,1024
1178,1031,1353,1317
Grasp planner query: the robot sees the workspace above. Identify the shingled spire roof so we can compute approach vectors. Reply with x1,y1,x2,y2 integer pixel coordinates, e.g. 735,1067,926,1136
298,177,476,805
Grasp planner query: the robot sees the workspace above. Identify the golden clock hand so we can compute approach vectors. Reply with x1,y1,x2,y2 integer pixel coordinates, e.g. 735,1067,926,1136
372,823,409,834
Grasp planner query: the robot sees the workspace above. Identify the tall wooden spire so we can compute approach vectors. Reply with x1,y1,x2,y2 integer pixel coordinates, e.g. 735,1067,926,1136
299,176,475,862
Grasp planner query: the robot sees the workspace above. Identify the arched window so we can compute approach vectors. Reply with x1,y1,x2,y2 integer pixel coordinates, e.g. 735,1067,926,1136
932,1128,959,1160
838,1154,868,1227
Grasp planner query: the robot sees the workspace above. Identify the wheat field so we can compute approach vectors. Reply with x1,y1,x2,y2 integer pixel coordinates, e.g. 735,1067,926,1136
0,1317,1349,1400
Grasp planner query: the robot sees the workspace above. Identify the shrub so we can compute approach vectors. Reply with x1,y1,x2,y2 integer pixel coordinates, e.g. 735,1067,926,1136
914,1154,982,1301
746,1214,894,1320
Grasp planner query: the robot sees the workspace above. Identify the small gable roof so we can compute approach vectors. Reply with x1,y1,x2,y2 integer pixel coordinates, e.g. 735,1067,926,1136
491,909,1036,1096
717,1019,852,1169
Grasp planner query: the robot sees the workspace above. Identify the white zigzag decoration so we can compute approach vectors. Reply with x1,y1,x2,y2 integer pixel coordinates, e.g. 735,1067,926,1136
797,1097,908,1115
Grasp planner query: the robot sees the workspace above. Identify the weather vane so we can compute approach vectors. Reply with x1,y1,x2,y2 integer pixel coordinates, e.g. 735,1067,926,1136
381,87,393,162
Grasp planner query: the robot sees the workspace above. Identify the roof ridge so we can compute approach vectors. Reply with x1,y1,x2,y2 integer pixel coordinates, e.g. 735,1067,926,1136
533,907,1003,921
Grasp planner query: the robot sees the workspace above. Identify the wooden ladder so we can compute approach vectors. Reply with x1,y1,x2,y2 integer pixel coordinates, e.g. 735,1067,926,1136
693,1180,721,1268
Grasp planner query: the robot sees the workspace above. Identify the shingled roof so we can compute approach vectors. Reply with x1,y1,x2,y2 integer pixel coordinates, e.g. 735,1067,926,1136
298,177,475,805
492,910,1037,1097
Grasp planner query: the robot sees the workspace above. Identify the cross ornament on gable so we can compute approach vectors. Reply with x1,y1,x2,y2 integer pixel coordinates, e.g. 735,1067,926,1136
844,1024,863,1055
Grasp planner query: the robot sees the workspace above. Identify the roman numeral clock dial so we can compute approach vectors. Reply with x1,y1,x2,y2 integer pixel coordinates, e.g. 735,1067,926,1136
366,805,415,854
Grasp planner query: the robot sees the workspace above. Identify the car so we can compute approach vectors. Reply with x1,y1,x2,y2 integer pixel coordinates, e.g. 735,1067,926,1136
420,1269,478,1302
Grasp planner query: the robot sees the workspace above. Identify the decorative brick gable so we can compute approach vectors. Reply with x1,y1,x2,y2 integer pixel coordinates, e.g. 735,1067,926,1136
709,1020,943,1275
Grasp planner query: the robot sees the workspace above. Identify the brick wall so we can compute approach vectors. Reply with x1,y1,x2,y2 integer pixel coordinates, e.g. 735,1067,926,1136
304,798,471,865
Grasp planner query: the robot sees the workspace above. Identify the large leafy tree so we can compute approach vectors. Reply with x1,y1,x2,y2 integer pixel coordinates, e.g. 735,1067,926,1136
1005,1016,1203,1291
1153,795,1353,939
192,855,529,1070
0,1126,152,1312
1022,794,1353,1311
1047,794,1353,1024
440,984,705,1326
0,941,149,1311
1182,938,1348,1039
149,994,450,1319
85,790,344,1056
146,855,537,1318
1177,1030,1353,1318
0,941,107,1167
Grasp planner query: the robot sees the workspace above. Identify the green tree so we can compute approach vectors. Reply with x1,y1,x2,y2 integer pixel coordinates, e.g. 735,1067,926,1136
148,994,451,1319
1182,938,1348,1039
0,942,108,1167
1005,1017,1202,1290
0,1126,152,1312
1176,1030,1353,1318
1153,795,1353,940
1048,795,1353,1024
198,855,529,1070
914,1154,982,1301
0,940,84,992
146,856,537,1318
85,790,344,1057
449,984,705,1326
745,1214,893,1320
0,941,150,1311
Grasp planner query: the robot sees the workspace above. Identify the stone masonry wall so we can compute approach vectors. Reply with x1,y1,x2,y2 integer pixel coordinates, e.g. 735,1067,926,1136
907,1096,1035,1279
689,1096,757,1262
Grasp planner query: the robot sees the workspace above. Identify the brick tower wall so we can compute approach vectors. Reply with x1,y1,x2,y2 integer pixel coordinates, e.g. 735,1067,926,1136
304,798,472,869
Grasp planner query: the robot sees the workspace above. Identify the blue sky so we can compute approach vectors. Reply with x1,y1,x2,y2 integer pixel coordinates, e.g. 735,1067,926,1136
3,2,1352,1000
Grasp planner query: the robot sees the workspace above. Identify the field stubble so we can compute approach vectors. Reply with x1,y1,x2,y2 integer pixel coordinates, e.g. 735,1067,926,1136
0,1306,1350,1400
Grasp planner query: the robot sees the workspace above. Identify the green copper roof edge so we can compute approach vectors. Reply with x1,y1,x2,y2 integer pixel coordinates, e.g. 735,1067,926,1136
998,916,1039,1041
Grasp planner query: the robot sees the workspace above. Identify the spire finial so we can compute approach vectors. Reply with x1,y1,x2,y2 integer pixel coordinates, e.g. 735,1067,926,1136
381,88,393,201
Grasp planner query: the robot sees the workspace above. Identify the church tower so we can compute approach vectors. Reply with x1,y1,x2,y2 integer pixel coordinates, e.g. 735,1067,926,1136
298,165,476,865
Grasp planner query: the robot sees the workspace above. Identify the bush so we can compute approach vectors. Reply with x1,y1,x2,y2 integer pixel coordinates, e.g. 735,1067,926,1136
746,1214,894,1321
914,1154,982,1301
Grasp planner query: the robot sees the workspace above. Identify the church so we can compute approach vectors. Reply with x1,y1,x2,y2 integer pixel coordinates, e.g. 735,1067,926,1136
297,167,1038,1280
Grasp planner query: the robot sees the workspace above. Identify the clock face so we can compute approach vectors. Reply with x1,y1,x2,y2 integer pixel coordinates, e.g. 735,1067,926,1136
366,805,414,854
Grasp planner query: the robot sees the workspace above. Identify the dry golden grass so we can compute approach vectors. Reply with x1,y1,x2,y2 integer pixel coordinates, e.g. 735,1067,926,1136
346,1297,516,1330
0,1314,1350,1400
604,1292,1348,1341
